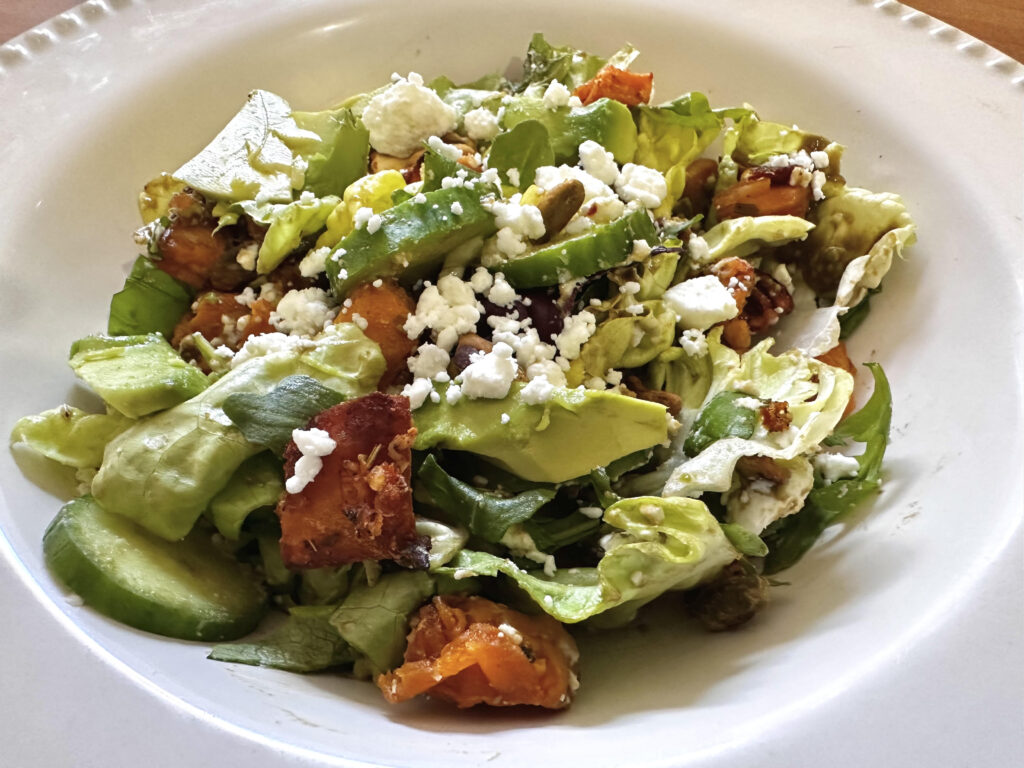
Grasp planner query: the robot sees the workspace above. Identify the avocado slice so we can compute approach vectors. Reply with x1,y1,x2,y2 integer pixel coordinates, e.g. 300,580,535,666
502,96,638,165
495,206,658,289
68,334,209,419
326,186,498,297
413,383,668,483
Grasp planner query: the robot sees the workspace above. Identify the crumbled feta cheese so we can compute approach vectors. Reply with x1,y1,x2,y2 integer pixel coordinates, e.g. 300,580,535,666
298,246,331,278
790,167,813,187
520,375,555,404
407,343,450,380
234,287,257,307
615,163,668,209
534,164,623,223
506,167,521,188
810,150,830,169
402,377,434,410
497,623,523,645
285,427,337,494
469,266,494,294
450,201,464,216
688,234,710,262
525,360,568,388
269,288,336,336
578,506,604,519
486,272,518,308
403,274,483,350
630,238,652,260
554,310,597,360
813,452,861,484
458,342,518,399
619,281,641,295
679,328,708,357
366,213,382,234
230,333,316,368
350,312,368,330
236,242,258,271
488,200,546,239
811,170,827,201
500,412,511,424
577,140,619,185
427,134,463,162
362,73,458,156
353,206,374,230
463,107,500,141
663,275,739,330
542,80,572,109
412,192,427,204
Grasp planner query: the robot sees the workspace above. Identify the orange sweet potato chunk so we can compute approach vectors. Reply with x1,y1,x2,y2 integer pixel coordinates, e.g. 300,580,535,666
170,292,275,350
276,393,428,570
712,177,811,220
335,280,417,390
573,65,654,107
378,595,580,709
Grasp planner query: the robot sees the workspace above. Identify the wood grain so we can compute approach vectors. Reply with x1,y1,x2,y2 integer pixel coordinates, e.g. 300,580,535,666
2,1,1022,64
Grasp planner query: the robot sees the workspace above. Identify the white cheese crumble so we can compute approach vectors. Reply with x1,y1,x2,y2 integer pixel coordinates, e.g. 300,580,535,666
486,272,518,308
577,139,620,185
679,328,709,357
813,452,861,484
578,506,604,519
406,343,450,380
285,427,337,494
403,274,483,351
458,342,518,399
298,245,331,277
615,163,668,209
235,242,258,271
450,201,464,216
427,134,463,162
554,310,597,360
463,107,500,141
230,333,316,369
663,275,739,330
361,72,458,156
520,374,556,404
270,288,336,336
542,80,572,109
401,377,434,410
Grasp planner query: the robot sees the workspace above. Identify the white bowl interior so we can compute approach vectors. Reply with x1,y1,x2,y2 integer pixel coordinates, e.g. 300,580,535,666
1,1,1021,766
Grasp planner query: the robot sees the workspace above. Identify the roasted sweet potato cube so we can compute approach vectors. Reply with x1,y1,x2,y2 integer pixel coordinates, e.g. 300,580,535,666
335,280,418,390
712,177,811,220
573,64,654,107
378,595,580,709
276,392,428,569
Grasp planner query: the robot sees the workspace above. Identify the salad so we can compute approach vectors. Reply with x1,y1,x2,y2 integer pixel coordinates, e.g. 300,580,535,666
10,35,914,710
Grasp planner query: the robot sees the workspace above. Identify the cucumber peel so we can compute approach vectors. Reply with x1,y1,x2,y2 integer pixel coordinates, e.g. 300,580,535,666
44,496,267,641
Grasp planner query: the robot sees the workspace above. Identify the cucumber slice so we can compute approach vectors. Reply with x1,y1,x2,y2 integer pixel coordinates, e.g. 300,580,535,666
44,496,267,641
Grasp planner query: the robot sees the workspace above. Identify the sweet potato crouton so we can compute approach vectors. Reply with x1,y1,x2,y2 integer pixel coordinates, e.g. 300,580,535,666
335,280,418,390
171,291,274,350
378,595,580,709
573,65,654,107
276,393,428,570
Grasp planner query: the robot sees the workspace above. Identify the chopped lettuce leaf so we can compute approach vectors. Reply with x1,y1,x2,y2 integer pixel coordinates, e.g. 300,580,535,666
683,391,759,457
224,194,339,273
108,255,195,338
416,454,555,543
209,605,353,673
442,495,736,625
329,570,434,676
762,363,891,573
91,324,384,541
9,406,132,469
580,300,676,378
487,119,555,190
292,107,370,199
501,97,638,165
222,374,347,454
206,452,283,540
514,33,625,92
693,215,815,266
415,517,470,570
173,90,319,204
726,456,814,534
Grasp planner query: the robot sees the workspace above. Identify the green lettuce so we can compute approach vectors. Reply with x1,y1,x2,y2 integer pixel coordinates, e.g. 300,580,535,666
514,33,637,92
487,119,555,190
173,90,320,204
415,517,470,570
206,452,283,540
416,454,555,543
91,324,384,540
221,374,346,454
442,495,736,625
329,570,435,676
634,93,725,217
580,300,677,378
762,363,891,573
9,406,132,469
663,329,853,498
208,605,353,673
501,97,638,165
726,456,814,534
292,107,370,199
220,194,339,274
692,215,815,266
108,256,194,338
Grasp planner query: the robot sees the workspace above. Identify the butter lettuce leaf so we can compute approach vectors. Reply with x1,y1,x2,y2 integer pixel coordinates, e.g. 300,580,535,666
292,107,370,199
91,324,384,540
581,300,676,378
691,215,815,267
514,33,636,92
9,406,132,469
442,495,736,625
223,194,339,274
173,90,320,204
206,452,284,540
662,329,853,499
329,570,435,677
762,363,891,573
209,605,353,673
487,119,555,190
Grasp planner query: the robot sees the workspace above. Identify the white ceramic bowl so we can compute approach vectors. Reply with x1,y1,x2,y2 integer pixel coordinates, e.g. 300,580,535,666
1,1,1022,766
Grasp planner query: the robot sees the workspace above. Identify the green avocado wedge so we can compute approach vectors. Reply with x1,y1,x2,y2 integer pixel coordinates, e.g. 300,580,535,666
495,207,657,289
413,382,668,483
44,496,266,641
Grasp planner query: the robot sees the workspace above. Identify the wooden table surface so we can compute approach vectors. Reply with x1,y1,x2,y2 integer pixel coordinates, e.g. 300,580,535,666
2,0,1023,62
